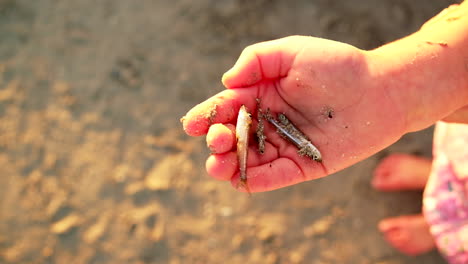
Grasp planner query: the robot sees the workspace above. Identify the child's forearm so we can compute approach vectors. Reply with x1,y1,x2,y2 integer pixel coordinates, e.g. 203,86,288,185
369,1,468,133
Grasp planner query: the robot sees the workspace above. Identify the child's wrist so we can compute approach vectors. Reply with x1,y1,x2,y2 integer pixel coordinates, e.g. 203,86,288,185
367,26,468,133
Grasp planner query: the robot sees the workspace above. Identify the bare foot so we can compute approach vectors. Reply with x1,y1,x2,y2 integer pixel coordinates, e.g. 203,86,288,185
372,154,432,191
379,214,435,256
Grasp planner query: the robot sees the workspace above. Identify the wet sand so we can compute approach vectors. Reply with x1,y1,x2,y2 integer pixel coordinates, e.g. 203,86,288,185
0,0,456,263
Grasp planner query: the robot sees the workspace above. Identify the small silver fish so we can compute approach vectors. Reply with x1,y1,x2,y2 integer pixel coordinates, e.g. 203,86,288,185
265,111,322,162
236,105,252,193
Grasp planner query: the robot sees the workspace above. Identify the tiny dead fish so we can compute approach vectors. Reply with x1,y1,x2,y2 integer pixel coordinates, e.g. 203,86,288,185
236,105,252,193
265,111,322,162
256,98,266,154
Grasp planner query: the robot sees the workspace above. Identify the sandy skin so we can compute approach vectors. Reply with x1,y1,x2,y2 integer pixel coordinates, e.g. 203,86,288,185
182,1,468,193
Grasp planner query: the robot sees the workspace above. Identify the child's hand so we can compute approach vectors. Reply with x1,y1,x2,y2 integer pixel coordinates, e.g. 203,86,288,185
182,36,408,193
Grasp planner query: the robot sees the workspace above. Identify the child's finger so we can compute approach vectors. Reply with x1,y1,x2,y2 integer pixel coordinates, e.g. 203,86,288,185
231,158,327,193
181,88,257,137
206,152,237,181
207,124,235,154
221,36,306,89
205,142,279,182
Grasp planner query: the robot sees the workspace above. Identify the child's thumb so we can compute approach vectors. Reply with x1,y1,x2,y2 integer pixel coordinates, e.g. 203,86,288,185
221,36,305,89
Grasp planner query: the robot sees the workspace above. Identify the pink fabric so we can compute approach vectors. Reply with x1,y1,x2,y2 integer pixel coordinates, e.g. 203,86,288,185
424,122,468,264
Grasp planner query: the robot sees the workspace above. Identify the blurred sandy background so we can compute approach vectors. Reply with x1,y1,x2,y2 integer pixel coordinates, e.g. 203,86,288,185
0,0,460,263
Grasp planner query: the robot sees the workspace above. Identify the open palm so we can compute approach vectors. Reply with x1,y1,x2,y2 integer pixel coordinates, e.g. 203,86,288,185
182,36,407,192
